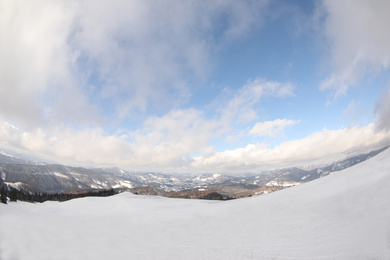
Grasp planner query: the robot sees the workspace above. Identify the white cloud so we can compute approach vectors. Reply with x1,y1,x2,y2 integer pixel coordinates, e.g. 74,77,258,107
0,0,269,129
0,108,218,171
0,0,97,129
319,0,390,97
67,0,270,120
219,78,295,125
340,100,368,126
0,122,133,167
375,88,390,131
250,119,300,138
127,109,219,168
0,77,297,172
3,120,388,174
192,124,390,173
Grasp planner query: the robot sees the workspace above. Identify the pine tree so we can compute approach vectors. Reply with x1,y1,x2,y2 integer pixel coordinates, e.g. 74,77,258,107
9,188,18,202
0,186,7,204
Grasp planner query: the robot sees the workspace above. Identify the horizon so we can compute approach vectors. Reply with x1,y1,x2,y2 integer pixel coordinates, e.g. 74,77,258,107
1,0,390,174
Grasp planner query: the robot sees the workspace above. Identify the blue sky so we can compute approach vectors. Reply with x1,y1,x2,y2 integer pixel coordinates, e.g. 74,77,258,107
1,0,390,173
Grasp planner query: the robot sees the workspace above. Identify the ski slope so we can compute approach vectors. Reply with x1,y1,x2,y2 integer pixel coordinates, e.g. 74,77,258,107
1,149,390,259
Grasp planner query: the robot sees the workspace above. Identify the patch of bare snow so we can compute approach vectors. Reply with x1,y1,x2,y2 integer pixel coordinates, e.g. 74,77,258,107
52,171,70,179
0,151,13,157
266,180,300,187
4,182,24,190
112,180,133,189
69,171,82,176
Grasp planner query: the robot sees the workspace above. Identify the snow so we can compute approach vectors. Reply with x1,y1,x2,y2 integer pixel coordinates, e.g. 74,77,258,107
4,182,24,190
265,180,300,187
213,173,221,178
92,179,107,187
112,180,133,189
0,151,13,158
52,171,70,179
1,149,390,259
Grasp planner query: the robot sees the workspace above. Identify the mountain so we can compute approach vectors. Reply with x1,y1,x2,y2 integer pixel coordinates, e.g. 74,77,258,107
0,164,141,193
0,149,47,165
1,145,389,259
0,146,388,199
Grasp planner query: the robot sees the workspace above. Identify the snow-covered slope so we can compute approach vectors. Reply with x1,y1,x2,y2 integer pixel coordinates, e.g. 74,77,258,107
1,149,390,259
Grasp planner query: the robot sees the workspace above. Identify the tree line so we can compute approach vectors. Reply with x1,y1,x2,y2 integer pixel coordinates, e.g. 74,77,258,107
0,183,117,204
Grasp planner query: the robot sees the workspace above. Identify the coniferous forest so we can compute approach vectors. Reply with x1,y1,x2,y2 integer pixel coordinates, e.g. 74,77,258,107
0,179,117,204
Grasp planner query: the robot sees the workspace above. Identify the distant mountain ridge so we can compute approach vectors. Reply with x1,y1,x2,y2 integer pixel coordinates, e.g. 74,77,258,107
0,150,47,165
0,146,388,199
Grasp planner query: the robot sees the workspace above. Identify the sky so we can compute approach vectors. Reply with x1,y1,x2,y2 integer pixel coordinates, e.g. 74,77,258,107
0,0,390,174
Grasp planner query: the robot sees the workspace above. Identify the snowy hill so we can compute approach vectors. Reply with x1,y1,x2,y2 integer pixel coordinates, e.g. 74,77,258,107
1,148,389,259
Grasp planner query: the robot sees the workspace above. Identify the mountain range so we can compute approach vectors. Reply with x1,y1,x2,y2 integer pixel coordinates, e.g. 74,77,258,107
1,146,388,199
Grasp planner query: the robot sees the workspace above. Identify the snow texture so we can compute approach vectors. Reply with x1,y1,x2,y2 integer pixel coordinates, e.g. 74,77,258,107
1,149,390,259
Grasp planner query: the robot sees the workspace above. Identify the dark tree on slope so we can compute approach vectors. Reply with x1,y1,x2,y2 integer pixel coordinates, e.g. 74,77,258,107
8,188,18,202
0,186,7,204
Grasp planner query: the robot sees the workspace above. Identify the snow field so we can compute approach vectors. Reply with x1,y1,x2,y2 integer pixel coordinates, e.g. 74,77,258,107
1,149,390,259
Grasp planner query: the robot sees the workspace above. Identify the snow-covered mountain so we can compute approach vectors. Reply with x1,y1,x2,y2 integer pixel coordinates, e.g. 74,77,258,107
0,146,388,198
1,145,389,259
0,149,47,165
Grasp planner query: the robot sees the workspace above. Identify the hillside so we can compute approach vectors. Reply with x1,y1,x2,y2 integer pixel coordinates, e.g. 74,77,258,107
0,148,389,259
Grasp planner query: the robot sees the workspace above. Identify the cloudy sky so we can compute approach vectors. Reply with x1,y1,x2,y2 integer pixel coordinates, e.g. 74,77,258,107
1,0,390,173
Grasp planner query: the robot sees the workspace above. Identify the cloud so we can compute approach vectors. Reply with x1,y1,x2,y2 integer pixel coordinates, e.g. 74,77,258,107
319,0,390,97
0,0,269,129
0,0,97,129
250,119,300,138
0,78,297,172
0,108,218,171
340,100,362,126
0,121,133,166
219,78,295,125
3,119,388,174
69,0,270,119
1,110,389,174
375,88,390,131
127,109,219,168
192,124,390,173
